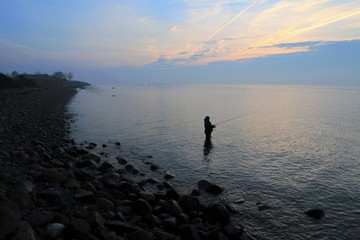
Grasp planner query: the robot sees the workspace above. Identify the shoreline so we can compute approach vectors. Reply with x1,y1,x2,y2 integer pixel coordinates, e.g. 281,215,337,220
0,86,250,240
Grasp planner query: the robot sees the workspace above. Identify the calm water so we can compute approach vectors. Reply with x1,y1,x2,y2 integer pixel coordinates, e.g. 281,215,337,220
69,84,360,239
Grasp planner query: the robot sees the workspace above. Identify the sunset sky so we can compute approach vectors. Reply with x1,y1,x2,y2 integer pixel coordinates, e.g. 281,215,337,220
1,0,359,85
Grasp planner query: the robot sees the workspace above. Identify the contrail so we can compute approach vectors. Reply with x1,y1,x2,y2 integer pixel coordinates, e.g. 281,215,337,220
190,1,260,57
282,8,360,39
240,7,360,55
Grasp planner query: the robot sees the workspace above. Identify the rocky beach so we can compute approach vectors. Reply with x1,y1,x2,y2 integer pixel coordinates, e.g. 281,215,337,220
0,77,250,240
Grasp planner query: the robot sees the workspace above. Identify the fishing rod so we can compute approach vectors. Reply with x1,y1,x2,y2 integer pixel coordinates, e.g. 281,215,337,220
214,113,249,126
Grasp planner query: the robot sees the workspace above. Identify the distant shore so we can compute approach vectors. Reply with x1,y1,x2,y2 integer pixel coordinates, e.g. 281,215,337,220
0,81,253,240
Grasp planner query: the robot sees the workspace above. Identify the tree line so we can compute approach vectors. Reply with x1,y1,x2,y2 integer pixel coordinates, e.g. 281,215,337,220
4,71,74,80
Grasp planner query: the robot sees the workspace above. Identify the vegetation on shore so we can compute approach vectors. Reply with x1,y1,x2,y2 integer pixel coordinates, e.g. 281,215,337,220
0,71,89,90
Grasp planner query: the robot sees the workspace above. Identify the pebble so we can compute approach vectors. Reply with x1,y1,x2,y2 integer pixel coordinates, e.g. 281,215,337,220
0,85,263,240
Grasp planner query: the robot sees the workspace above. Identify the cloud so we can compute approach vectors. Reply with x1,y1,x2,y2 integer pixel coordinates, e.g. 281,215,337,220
1,0,359,72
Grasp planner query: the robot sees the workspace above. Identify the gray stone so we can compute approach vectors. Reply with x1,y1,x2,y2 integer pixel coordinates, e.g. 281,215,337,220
105,221,137,234
146,177,160,184
11,221,36,240
41,168,66,183
87,212,105,228
139,191,155,203
205,203,231,225
84,152,101,163
164,199,183,216
178,224,201,240
164,171,175,180
74,190,95,201
98,161,116,172
64,178,80,190
28,210,55,227
102,172,122,182
17,179,35,193
37,190,62,207
128,228,153,240
0,198,20,240
223,223,244,239
45,223,65,238
154,229,180,240
96,198,115,210
65,219,91,237
305,208,325,219
132,199,153,215
150,164,159,171
163,217,177,231
258,204,271,211
125,164,134,172
197,180,223,195
116,156,127,164
179,195,201,213
165,187,189,201
143,214,162,227
8,185,32,209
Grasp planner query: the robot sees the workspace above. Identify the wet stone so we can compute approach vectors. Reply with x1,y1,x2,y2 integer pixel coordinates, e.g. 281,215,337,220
197,180,223,195
128,228,154,240
74,190,94,201
12,221,36,240
65,218,91,237
0,198,21,240
96,198,115,211
132,199,153,215
116,157,127,165
28,210,55,227
45,223,65,239
305,208,325,219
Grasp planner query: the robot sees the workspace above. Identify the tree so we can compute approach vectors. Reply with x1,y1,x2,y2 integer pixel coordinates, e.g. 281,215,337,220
11,71,19,78
52,71,66,79
67,72,74,80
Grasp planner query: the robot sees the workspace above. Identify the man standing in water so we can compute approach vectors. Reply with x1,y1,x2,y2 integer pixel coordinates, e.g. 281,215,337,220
204,116,216,140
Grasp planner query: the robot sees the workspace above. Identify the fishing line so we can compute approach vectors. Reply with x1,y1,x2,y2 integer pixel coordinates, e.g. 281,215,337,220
214,113,250,126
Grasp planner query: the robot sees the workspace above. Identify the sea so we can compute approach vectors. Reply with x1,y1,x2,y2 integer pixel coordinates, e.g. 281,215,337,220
68,84,360,240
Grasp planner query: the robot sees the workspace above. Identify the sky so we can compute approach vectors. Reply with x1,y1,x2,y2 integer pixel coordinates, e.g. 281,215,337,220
0,0,359,85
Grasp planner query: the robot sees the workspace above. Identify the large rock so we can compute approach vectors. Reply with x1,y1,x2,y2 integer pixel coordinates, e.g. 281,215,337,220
128,228,153,240
0,198,21,240
132,199,153,215
45,223,65,238
223,222,244,239
178,224,201,240
165,187,189,201
84,152,101,163
204,203,231,225
87,212,105,228
36,190,63,207
28,210,55,227
65,219,91,238
197,180,223,195
163,199,183,216
11,221,37,240
179,195,202,213
96,198,115,211
8,184,32,209
98,161,116,172
138,191,155,203
41,168,67,183
105,221,137,234
305,208,325,219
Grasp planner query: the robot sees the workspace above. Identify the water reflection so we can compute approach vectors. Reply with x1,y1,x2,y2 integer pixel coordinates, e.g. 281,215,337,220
203,138,213,156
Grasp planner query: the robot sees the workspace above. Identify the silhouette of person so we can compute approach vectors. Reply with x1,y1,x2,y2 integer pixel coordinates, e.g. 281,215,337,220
204,116,216,140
